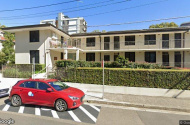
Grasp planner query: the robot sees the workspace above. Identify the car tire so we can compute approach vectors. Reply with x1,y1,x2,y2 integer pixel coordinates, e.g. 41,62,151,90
55,99,67,112
11,95,22,107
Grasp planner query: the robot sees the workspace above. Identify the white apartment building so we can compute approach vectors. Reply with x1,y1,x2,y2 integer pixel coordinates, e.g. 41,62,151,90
40,13,87,35
40,19,56,26
3,23,190,70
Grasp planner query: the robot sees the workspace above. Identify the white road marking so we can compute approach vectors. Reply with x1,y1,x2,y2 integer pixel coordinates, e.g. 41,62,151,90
18,106,24,113
89,105,100,112
51,110,59,119
35,107,41,116
2,104,10,111
68,110,81,122
79,106,97,123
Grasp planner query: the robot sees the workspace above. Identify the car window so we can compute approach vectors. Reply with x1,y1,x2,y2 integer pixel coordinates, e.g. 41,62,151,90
19,83,25,87
25,81,36,89
48,81,69,91
37,82,51,90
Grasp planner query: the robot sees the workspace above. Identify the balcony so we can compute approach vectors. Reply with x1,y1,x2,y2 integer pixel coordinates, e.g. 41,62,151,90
49,39,188,51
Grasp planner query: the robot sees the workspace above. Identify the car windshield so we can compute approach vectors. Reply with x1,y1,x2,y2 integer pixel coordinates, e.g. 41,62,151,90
48,81,69,91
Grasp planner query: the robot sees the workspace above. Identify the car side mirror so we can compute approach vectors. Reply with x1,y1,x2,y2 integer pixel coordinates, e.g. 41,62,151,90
47,88,53,92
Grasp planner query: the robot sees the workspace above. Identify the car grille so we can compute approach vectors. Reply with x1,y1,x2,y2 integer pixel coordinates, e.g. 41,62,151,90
80,95,85,102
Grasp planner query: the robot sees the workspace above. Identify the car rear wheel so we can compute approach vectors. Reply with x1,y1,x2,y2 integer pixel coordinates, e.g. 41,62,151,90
11,95,22,107
55,99,67,112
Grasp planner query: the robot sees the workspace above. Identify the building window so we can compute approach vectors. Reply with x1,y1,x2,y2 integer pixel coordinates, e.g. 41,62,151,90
175,51,181,67
30,50,39,64
114,36,119,42
86,53,95,61
145,35,156,45
125,52,135,62
145,52,156,63
114,36,120,50
104,37,110,50
61,52,63,60
104,55,110,61
162,34,169,48
30,30,39,42
86,37,95,47
162,52,169,66
125,36,135,45
175,33,181,48
114,53,119,61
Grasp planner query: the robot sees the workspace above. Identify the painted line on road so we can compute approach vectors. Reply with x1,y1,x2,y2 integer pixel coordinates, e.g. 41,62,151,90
51,110,59,119
2,103,10,111
79,106,97,123
68,110,81,122
18,106,24,113
89,105,100,112
35,107,41,116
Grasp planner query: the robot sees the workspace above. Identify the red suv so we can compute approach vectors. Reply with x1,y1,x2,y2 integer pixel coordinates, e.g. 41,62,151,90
9,79,85,112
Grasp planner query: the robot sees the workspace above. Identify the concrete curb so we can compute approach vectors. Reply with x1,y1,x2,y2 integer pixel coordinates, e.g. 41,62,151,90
85,99,190,113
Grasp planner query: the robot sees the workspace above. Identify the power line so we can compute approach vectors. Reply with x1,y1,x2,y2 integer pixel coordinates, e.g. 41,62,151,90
0,0,131,20
0,0,115,18
87,15,190,27
0,0,78,13
6,15,190,28
83,0,168,17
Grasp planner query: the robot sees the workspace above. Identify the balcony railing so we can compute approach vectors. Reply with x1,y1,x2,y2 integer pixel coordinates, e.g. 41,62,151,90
125,41,135,46
48,39,188,50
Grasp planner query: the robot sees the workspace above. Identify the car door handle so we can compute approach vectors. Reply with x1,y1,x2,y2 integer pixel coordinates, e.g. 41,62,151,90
20,89,23,91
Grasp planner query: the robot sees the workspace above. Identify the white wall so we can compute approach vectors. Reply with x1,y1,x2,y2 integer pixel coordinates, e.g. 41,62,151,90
15,30,51,64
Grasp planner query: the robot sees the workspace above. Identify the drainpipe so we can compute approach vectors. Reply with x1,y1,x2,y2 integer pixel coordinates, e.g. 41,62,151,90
99,35,101,61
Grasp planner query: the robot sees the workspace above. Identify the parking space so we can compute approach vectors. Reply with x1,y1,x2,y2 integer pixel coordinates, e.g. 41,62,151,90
0,102,101,124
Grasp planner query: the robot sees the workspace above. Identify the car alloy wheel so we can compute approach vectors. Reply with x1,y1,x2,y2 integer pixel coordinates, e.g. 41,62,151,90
55,99,67,112
11,95,21,107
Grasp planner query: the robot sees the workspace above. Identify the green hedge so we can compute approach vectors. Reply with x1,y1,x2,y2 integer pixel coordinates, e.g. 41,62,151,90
53,68,190,90
56,60,165,69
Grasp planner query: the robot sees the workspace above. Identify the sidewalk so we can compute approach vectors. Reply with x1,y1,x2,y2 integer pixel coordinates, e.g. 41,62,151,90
85,92,190,113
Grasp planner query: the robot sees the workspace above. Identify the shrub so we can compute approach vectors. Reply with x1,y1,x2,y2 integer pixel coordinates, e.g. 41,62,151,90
55,67,190,90
55,59,164,69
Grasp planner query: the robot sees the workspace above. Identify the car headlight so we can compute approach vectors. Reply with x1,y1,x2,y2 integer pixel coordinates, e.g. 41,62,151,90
68,96,79,100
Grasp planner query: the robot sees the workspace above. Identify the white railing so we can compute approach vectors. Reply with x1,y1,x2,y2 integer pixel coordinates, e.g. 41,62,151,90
48,39,190,50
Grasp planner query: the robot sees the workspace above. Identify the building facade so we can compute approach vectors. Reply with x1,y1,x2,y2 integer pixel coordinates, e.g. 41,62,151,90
40,13,87,35
3,24,190,70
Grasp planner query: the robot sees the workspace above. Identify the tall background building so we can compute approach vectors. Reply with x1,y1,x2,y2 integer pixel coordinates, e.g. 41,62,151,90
40,12,87,34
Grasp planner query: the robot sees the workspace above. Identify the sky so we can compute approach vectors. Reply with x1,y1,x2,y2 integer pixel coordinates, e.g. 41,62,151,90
0,0,190,32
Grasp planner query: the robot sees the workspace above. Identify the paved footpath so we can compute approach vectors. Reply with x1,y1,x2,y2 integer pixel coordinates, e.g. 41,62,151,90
86,92,190,113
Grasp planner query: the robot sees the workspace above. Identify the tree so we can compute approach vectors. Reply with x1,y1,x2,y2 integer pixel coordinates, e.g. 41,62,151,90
0,25,15,65
149,22,178,28
2,32,15,64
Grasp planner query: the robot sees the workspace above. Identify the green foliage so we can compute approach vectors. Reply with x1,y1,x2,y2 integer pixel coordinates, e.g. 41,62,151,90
0,25,15,64
0,52,6,67
2,64,45,78
149,22,178,28
55,58,164,69
3,68,32,78
55,68,190,90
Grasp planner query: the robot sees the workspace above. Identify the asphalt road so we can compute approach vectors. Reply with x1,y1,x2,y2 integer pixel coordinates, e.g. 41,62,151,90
0,97,189,125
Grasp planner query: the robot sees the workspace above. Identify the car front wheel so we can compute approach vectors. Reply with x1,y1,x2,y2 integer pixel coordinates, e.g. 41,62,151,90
11,95,22,107
55,99,67,112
